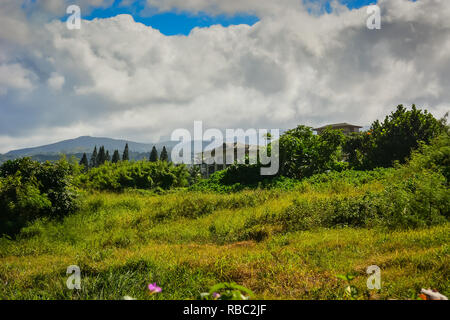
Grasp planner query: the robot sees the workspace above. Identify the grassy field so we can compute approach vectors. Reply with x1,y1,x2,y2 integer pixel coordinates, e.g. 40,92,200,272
1,186,448,300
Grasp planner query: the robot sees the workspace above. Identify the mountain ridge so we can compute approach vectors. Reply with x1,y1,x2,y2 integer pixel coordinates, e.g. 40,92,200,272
3,136,177,157
0,136,215,163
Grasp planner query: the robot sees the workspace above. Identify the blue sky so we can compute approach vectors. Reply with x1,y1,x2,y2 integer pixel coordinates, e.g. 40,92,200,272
74,0,379,36
334,0,378,9
82,0,260,36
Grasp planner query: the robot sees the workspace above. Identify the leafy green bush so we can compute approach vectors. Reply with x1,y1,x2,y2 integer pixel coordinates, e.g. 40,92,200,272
273,170,448,231
380,171,448,228
190,169,302,193
0,158,80,236
0,175,51,236
80,160,189,191
402,129,450,182
344,105,446,169
302,168,394,193
381,130,450,228
278,125,347,179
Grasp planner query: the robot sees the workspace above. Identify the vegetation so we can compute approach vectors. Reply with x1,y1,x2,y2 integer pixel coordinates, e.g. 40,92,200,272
78,160,189,192
0,185,447,299
122,144,129,161
160,146,169,162
90,146,98,168
0,105,448,300
343,105,446,169
278,125,347,179
149,146,158,162
0,157,80,236
112,150,120,163
79,153,88,171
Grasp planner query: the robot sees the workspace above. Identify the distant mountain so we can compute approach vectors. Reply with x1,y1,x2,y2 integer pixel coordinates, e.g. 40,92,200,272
4,136,156,157
0,136,183,163
0,136,223,163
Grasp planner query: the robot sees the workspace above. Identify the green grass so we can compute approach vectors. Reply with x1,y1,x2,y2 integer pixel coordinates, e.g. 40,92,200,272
0,186,448,300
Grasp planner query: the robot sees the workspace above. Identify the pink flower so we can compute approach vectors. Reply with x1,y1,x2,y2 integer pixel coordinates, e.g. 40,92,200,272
212,292,221,299
148,283,162,294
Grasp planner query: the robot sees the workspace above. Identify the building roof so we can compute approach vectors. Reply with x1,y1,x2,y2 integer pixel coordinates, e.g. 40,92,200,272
313,123,363,130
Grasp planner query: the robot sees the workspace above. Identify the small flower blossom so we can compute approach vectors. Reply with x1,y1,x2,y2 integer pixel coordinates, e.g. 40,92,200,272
212,292,221,299
148,282,162,294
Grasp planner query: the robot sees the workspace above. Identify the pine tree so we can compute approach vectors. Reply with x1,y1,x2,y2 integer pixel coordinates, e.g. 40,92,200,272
112,150,120,163
106,150,111,162
122,143,129,161
149,146,158,162
160,146,168,162
97,146,106,165
90,146,98,168
79,153,89,171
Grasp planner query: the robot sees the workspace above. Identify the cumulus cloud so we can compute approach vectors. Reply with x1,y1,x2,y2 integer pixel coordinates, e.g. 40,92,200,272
47,72,65,91
0,63,36,94
0,0,449,153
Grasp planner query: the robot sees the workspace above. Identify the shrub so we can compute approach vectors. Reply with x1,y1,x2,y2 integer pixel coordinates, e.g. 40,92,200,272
274,168,448,231
190,169,303,193
278,125,347,179
80,160,189,191
0,158,80,236
344,105,446,169
403,129,450,182
381,131,450,228
303,168,393,188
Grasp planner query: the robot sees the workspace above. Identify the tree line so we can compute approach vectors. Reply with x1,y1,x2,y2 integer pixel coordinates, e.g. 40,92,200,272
203,104,448,184
79,143,169,170
275,104,447,178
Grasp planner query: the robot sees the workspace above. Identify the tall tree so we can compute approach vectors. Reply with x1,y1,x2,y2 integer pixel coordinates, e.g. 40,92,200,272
112,150,120,163
79,153,89,171
149,146,158,162
343,104,446,169
90,146,98,168
106,150,111,162
122,143,130,161
160,146,168,162
278,125,345,179
97,146,106,165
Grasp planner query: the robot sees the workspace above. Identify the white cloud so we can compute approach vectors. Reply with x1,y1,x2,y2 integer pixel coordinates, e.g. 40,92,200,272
0,63,36,94
0,0,449,153
47,72,65,91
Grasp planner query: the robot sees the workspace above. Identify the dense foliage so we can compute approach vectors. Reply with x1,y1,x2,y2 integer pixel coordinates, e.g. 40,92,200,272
278,125,347,179
190,169,301,193
149,146,158,162
79,160,189,192
344,105,446,169
0,158,80,236
0,158,191,235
